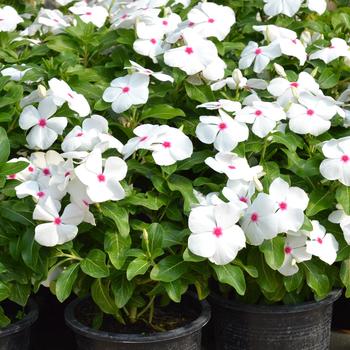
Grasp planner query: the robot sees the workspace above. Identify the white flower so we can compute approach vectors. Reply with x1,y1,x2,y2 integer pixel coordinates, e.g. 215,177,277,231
164,30,219,76
187,2,236,41
241,193,279,246
306,0,327,14
37,9,71,35
188,203,246,265
0,6,23,32
1,67,31,82
15,180,58,202
48,78,91,117
329,208,350,245
69,5,108,28
205,152,264,181
278,233,311,276
103,73,149,114
253,25,296,42
196,110,249,152
320,137,350,186
239,41,281,74
306,220,339,265
269,178,309,233
222,179,256,207
126,60,174,83
268,72,321,107
75,150,127,203
287,93,337,136
197,100,241,112
263,0,302,17
33,197,84,247
19,97,67,150
236,101,286,138
6,157,36,182
201,57,227,81
309,38,350,64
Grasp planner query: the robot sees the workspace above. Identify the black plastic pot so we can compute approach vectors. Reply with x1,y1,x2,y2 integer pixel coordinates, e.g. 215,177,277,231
65,294,211,350
0,299,38,350
210,290,342,350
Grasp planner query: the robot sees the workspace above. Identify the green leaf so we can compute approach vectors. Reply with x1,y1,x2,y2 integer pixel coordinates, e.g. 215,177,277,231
91,279,116,315
111,276,134,308
283,269,304,292
104,231,131,270
126,258,151,281
142,223,163,256
100,203,129,237
81,249,109,278
183,248,206,262
259,236,285,270
212,264,246,296
184,82,215,103
0,306,10,328
0,161,28,176
340,259,350,298
270,132,303,152
150,256,187,283
122,192,167,210
0,127,10,163
302,261,330,298
336,185,350,215
21,229,39,270
164,279,188,303
306,188,334,216
56,263,80,302
0,281,10,302
140,104,185,121
9,283,30,307
319,68,340,89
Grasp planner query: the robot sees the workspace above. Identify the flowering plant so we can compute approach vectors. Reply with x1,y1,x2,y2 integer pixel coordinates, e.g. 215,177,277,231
2,0,350,328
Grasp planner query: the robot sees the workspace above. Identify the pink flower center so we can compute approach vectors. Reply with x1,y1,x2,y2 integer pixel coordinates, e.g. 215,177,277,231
162,141,171,148
54,217,62,225
140,136,148,142
188,21,195,27
53,19,59,23
255,110,262,116
162,20,168,25
65,171,71,177
38,119,47,127
240,196,248,203
37,191,45,198
218,122,227,130
284,246,292,254
341,155,350,163
208,18,215,23
329,45,335,49
291,39,297,44
121,14,127,19
185,47,194,55
85,11,92,15
279,202,288,210
307,109,314,116
255,48,262,55
8,174,16,179
28,166,34,172
213,227,223,237
67,92,74,99
150,38,157,45
228,165,236,169
290,82,299,88
251,212,259,222
122,86,130,93
76,132,84,137
97,174,105,182
43,168,51,176
83,200,89,207
317,237,323,244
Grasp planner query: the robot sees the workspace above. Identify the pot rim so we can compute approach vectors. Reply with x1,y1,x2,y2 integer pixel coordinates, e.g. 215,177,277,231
209,289,342,314
0,298,39,338
64,294,211,344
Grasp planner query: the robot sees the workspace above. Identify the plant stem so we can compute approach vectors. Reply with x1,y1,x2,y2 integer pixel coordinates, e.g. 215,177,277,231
137,295,155,320
129,306,138,324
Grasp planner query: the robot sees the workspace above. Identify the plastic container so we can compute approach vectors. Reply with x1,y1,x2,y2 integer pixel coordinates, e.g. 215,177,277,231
0,299,39,350
210,290,342,350
65,294,211,350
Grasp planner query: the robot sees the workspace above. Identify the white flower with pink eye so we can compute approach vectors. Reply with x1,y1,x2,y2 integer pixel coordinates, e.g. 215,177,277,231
268,72,321,108
278,233,311,276
164,30,219,76
33,197,84,247
222,179,256,208
197,100,241,112
329,207,350,245
15,180,60,202
241,193,279,246
37,9,71,35
69,5,108,28
235,101,286,138
19,97,67,150
188,202,246,265
126,61,174,83
6,157,36,182
196,109,249,152
102,73,150,114
148,125,193,166
75,150,127,203
309,38,350,64
320,137,350,186
205,152,264,181
287,92,338,136
253,25,297,42
187,2,236,41
269,178,309,233
48,78,91,117
263,0,302,17
0,6,23,32
306,0,327,15
305,220,339,265
239,41,281,74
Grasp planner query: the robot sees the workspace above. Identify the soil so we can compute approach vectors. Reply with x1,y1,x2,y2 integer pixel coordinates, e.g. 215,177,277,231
76,298,198,335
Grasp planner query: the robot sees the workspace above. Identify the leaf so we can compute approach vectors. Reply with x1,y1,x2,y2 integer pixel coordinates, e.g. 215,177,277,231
164,279,188,303
126,258,150,281
283,269,304,292
9,283,30,307
81,249,109,278
56,263,80,302
0,306,10,328
21,229,40,270
336,185,350,216
100,203,129,237
340,259,350,298
0,127,10,163
212,264,246,296
0,281,10,302
319,68,340,89
0,161,29,176
183,248,206,262
306,188,334,216
270,132,304,152
184,82,215,103
259,236,285,270
150,256,187,283
111,276,134,308
142,223,163,256
302,261,330,298
91,279,116,315
140,104,185,121
104,231,131,270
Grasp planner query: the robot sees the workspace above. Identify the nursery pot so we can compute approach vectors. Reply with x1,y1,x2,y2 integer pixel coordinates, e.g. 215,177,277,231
65,294,211,350
0,299,39,350
209,289,342,350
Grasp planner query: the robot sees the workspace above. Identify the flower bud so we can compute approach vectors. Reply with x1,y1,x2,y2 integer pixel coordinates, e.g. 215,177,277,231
273,63,287,78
